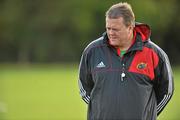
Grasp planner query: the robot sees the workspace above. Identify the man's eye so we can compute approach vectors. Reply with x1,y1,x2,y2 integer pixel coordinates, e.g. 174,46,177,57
107,28,116,31
107,28,111,30
112,29,118,31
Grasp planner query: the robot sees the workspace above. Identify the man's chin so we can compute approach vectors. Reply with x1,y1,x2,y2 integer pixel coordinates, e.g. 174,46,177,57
109,42,119,47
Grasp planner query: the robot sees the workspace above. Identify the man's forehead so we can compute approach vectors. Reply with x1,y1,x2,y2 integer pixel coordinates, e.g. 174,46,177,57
106,17,124,22
106,16,124,19
106,17,124,25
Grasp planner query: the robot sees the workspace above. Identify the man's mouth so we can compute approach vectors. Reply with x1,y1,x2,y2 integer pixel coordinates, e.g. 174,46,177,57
109,37,117,41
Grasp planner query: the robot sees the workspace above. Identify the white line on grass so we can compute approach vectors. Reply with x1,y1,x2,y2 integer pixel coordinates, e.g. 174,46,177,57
0,102,8,113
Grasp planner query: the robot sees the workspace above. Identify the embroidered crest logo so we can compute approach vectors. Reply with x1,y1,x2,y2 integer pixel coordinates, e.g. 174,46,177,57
137,62,147,70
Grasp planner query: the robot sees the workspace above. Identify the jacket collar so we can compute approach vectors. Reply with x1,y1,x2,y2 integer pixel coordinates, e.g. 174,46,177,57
103,22,151,55
102,31,144,55
128,32,144,52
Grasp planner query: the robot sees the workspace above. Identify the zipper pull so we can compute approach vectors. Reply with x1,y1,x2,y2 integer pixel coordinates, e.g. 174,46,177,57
121,72,126,81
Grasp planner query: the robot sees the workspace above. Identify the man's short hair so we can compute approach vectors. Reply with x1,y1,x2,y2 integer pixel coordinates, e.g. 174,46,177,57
106,2,135,27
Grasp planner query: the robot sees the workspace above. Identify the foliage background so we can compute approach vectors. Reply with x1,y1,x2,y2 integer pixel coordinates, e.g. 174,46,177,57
0,0,179,64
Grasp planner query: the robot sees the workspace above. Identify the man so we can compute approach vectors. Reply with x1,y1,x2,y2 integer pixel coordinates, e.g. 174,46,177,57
78,2,174,120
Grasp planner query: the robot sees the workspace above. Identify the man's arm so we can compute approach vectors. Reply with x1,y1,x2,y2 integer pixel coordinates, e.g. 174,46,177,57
78,50,94,104
154,51,174,116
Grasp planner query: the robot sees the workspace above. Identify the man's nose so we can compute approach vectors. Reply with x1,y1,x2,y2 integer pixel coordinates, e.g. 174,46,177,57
109,29,114,35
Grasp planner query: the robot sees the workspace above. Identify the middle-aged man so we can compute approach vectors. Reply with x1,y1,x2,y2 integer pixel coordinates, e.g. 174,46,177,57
78,2,174,120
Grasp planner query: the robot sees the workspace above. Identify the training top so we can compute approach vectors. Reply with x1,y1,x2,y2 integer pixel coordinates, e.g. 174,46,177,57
78,23,174,120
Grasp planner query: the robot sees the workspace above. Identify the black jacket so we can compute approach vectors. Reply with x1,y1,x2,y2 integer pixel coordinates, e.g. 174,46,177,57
78,23,174,120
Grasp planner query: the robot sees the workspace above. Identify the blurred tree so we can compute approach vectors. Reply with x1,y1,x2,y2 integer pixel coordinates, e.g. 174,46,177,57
0,0,179,64
163,0,180,64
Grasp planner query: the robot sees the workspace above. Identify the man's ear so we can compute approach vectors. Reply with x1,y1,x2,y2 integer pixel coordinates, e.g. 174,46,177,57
127,25,134,39
128,25,133,34
129,25,134,31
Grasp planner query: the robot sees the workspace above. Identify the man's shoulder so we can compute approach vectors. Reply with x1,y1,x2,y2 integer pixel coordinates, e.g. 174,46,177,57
145,40,160,50
83,36,107,53
145,40,168,61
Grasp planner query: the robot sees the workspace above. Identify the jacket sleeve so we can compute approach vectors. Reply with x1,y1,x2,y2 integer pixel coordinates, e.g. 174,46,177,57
78,49,94,104
154,51,174,116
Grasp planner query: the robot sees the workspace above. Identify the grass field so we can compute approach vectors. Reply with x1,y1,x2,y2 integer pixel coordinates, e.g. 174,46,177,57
0,64,179,120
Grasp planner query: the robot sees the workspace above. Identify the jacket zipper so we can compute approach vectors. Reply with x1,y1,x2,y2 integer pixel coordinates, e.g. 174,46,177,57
121,63,126,81
121,55,126,81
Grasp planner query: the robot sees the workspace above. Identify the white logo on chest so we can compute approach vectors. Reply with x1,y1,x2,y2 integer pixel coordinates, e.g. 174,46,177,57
96,61,106,68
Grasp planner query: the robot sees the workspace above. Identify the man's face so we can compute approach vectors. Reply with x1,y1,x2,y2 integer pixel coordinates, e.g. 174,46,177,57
106,17,132,48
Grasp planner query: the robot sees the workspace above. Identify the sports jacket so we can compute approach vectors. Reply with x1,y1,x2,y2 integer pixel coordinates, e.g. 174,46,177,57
78,23,174,120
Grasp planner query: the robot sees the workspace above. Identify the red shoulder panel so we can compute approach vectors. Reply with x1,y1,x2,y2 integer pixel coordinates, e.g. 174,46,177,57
128,47,159,80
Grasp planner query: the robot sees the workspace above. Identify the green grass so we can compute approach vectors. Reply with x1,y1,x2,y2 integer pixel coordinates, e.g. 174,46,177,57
0,64,179,120
157,66,180,120
0,64,87,120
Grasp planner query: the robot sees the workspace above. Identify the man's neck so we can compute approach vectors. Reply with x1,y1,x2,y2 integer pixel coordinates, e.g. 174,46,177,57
119,31,134,51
